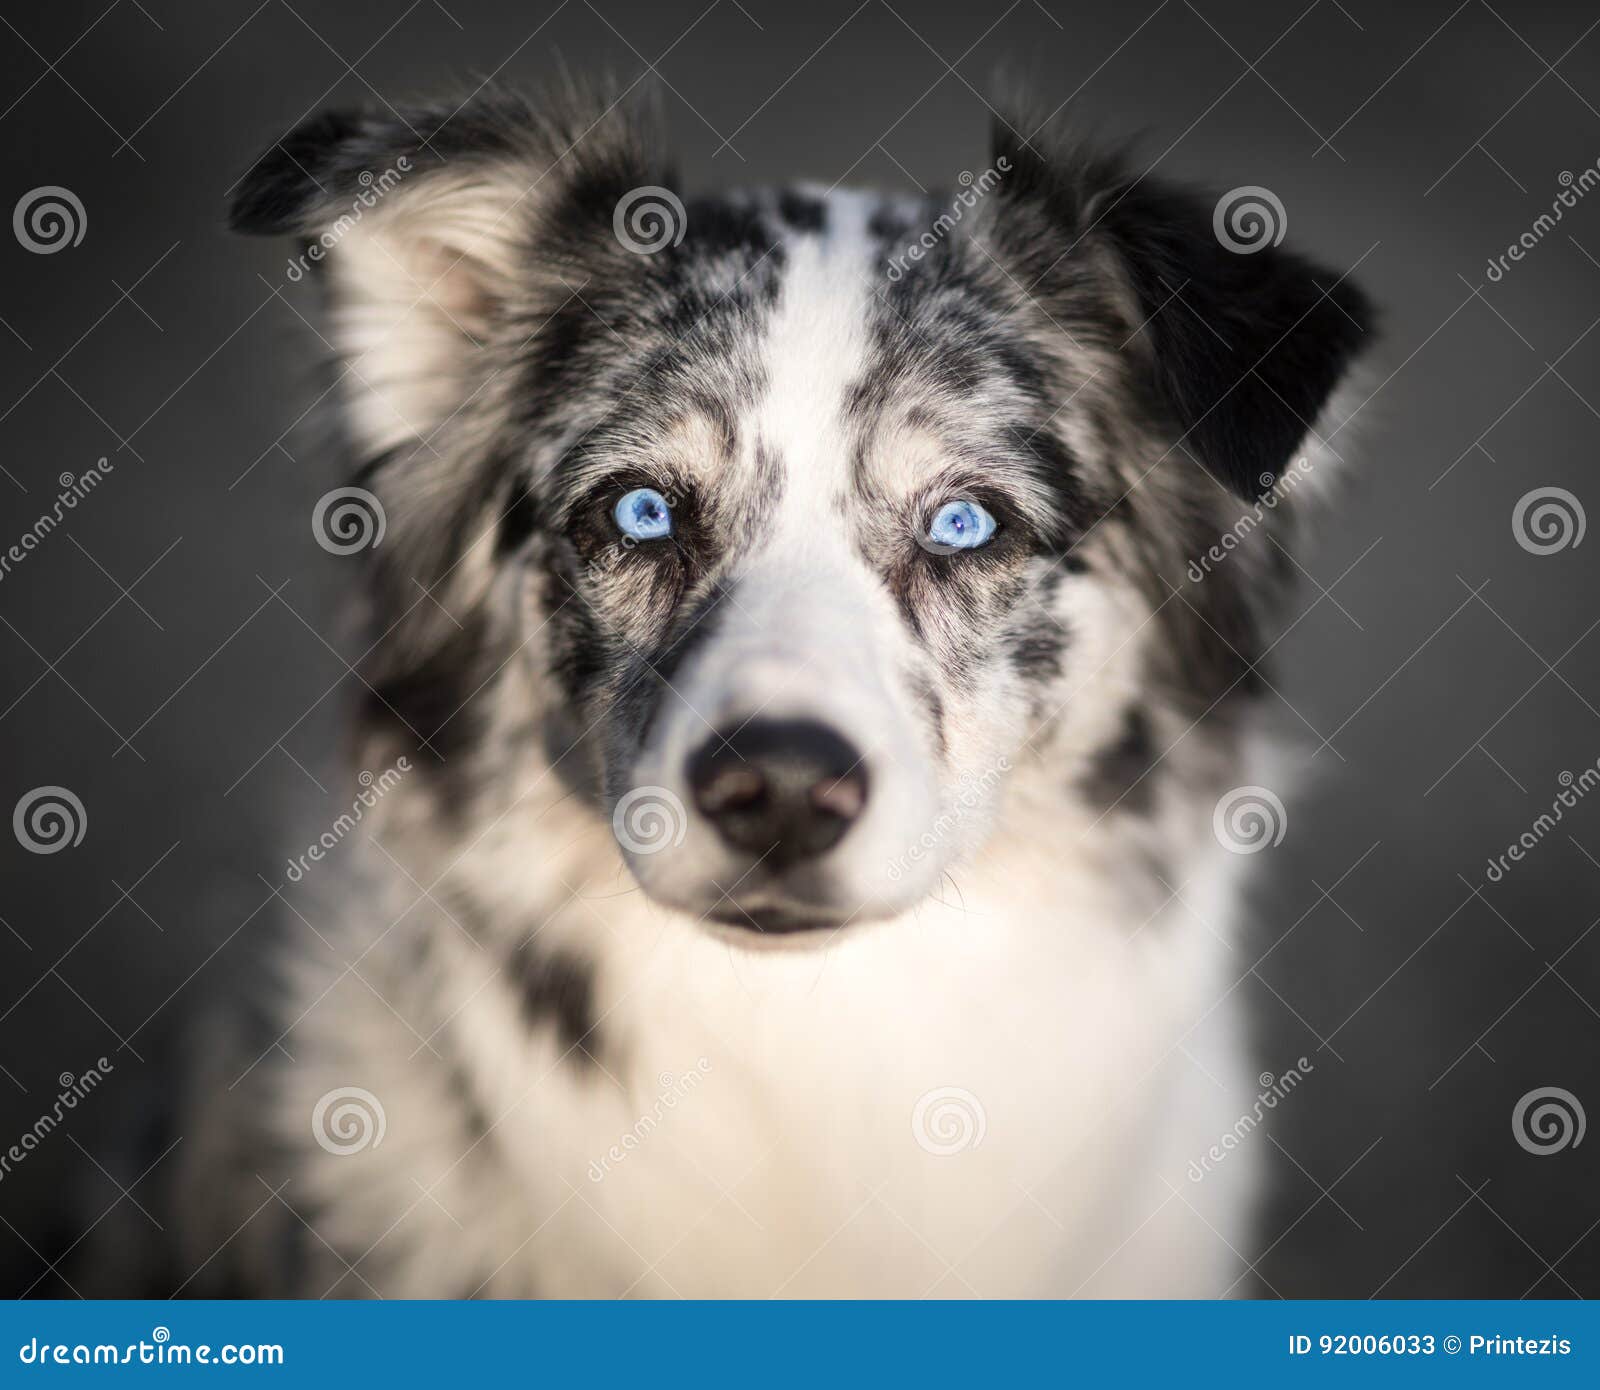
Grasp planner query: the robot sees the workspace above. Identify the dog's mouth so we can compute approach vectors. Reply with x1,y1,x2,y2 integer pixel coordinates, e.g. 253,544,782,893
702,901,851,938
628,851,905,946
687,874,885,944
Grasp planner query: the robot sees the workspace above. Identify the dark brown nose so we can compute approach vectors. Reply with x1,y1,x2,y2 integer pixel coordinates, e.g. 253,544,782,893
687,719,869,869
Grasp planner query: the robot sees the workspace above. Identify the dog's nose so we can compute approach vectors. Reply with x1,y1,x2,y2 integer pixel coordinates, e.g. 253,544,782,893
687,719,869,868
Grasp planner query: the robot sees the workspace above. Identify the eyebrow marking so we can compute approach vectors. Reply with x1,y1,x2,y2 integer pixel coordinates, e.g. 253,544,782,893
546,407,742,519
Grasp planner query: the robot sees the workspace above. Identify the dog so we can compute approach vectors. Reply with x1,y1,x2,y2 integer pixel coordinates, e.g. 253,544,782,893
168,80,1371,1298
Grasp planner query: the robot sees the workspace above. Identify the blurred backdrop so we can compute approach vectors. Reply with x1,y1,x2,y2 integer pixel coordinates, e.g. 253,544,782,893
1,0,1598,1298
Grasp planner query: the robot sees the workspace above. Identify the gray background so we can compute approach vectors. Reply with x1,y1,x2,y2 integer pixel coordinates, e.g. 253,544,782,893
2,0,1598,1298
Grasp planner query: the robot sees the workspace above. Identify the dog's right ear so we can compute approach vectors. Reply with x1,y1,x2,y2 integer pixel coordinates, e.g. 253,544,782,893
987,119,1373,504
229,88,666,459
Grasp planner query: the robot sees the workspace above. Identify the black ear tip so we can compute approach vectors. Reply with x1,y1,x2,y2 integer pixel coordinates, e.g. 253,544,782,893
1327,272,1379,342
228,109,362,235
227,158,302,235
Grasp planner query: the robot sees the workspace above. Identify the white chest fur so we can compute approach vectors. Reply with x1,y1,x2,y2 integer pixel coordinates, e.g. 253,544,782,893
278,808,1256,1299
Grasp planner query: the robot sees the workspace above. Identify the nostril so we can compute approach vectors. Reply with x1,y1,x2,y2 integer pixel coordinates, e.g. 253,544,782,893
810,772,866,823
693,764,766,816
687,719,869,865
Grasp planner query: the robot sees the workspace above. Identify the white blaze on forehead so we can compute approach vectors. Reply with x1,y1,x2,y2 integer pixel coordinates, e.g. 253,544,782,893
751,190,879,534
620,195,950,919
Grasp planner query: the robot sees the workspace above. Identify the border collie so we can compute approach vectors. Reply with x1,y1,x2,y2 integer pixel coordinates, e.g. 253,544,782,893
171,81,1372,1297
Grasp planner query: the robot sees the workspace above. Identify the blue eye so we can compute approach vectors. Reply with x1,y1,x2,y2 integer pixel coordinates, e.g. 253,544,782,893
926,499,997,552
614,487,673,541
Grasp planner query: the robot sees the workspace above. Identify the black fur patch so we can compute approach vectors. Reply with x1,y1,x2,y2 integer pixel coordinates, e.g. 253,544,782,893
1105,196,1372,499
363,609,494,768
509,946,600,1064
989,116,1375,500
1010,607,1069,684
496,476,538,557
1082,706,1157,815
777,189,827,232
229,87,659,237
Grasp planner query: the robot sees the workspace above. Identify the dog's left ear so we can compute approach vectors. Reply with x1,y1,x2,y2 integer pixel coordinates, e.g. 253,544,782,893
228,87,666,461
991,125,1374,500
